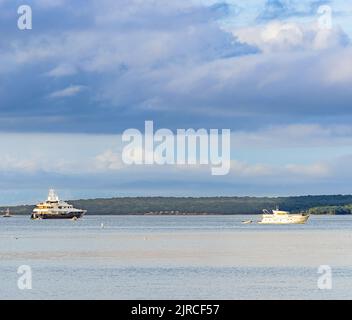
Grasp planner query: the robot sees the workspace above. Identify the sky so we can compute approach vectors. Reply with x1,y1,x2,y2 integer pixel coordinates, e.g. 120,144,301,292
1,0,352,204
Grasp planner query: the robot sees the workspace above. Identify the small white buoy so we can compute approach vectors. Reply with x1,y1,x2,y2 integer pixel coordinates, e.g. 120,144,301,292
100,223,105,229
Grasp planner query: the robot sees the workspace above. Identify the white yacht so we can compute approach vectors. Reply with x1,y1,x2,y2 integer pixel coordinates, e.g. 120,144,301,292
31,189,86,220
259,208,309,224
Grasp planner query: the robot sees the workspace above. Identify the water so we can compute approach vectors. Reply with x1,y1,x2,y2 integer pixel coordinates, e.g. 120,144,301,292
1,215,352,299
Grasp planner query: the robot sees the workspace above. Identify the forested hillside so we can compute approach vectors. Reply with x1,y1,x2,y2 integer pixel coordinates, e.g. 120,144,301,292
3,194,352,215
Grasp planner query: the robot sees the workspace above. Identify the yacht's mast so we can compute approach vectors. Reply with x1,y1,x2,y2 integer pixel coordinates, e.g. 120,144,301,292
47,189,59,202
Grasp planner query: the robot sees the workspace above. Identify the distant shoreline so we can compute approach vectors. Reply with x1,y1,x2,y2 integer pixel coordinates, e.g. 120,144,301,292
2,194,352,216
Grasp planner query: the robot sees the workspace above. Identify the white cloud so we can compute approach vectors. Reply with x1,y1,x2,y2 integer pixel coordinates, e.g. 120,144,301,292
0,133,122,174
0,0,351,121
47,64,77,77
0,155,39,173
232,21,349,52
0,129,349,196
33,0,67,8
228,159,331,179
95,150,124,170
230,160,273,176
232,124,352,148
49,85,86,98
285,163,331,177
322,47,352,84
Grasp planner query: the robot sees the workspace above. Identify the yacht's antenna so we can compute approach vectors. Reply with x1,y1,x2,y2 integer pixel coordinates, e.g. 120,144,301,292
48,189,59,202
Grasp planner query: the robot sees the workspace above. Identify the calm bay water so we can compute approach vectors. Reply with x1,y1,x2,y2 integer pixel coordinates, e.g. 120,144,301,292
1,215,352,299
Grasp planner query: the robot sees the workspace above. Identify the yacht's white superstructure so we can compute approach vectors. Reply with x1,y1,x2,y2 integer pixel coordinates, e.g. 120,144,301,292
31,189,86,220
259,209,309,224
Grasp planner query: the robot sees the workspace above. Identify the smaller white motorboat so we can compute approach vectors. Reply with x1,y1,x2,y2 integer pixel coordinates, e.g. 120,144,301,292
259,208,309,224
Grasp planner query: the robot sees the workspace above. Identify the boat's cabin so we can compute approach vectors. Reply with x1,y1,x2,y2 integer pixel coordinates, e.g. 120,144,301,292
36,202,52,209
36,201,73,209
272,210,289,215
35,189,74,210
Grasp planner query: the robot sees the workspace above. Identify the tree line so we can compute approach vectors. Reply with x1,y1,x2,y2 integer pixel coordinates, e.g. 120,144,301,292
3,194,352,215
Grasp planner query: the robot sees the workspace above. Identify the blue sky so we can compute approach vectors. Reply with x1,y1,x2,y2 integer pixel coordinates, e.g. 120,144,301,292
1,0,352,204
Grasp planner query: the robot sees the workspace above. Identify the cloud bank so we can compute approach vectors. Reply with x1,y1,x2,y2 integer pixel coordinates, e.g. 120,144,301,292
0,0,352,201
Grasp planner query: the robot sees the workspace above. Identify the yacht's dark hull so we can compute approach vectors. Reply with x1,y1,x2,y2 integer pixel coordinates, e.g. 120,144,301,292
31,211,85,220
